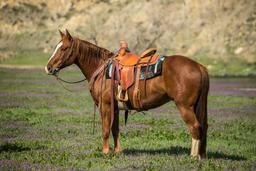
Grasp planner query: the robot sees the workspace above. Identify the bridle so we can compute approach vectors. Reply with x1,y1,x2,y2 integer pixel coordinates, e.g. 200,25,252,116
50,39,116,87
51,52,114,92
51,40,88,86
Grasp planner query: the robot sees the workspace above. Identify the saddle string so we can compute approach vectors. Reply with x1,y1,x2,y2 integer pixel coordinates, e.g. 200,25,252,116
133,58,143,109
143,54,154,97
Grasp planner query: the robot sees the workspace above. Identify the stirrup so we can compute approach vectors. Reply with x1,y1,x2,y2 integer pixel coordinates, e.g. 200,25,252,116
116,85,128,101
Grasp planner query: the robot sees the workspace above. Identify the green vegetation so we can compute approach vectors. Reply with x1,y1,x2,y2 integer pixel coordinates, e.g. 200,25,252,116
1,49,256,77
0,50,49,67
1,1,255,168
0,66,255,170
197,57,256,77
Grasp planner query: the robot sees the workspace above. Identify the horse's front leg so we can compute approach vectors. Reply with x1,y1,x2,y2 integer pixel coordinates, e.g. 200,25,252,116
112,109,122,153
101,103,111,154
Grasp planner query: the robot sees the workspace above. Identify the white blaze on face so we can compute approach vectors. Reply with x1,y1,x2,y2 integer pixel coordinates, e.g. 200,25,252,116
48,41,63,62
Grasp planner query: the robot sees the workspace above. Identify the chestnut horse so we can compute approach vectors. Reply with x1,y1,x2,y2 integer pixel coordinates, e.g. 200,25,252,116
45,30,209,159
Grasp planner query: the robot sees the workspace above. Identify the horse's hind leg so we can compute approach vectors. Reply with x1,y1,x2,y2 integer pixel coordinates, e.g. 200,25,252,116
176,104,203,159
112,109,122,153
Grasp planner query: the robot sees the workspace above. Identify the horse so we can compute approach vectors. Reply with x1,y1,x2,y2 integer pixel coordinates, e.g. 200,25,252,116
45,30,209,159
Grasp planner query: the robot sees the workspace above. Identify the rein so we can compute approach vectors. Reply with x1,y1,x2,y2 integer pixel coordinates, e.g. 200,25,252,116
53,56,113,134
53,74,86,93
53,73,97,133
55,74,87,84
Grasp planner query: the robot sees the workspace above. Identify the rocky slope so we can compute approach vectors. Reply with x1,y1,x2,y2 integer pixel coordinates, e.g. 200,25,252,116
0,0,255,63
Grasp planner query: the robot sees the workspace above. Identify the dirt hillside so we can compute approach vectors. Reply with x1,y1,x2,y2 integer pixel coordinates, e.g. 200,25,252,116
0,0,255,63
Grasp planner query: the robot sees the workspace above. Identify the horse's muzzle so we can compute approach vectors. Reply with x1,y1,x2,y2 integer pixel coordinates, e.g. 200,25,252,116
45,65,59,75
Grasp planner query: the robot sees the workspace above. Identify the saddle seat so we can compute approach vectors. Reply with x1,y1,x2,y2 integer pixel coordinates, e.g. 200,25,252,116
117,48,158,66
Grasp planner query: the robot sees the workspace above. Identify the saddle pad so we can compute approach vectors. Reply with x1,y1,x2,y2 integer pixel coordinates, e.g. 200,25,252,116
106,55,165,80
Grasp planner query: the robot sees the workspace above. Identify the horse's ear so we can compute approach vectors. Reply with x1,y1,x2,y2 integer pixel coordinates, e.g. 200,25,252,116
59,29,64,38
65,29,73,41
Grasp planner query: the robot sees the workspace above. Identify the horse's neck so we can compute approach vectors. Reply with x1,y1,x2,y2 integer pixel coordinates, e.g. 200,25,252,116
74,40,111,81
76,58,101,81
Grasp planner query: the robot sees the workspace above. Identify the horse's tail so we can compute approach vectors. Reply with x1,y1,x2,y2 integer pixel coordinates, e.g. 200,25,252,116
195,65,209,156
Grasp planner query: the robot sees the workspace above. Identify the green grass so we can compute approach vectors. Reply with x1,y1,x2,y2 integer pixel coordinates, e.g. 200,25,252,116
195,57,256,77
0,67,255,170
1,49,256,77
0,50,49,66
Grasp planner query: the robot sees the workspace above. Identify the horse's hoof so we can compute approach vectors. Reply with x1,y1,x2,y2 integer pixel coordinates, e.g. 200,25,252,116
103,148,110,154
114,148,122,153
191,154,200,160
191,154,207,160
199,153,207,160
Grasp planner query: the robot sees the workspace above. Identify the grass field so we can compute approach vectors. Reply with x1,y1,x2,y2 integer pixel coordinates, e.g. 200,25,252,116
1,49,256,76
0,57,256,170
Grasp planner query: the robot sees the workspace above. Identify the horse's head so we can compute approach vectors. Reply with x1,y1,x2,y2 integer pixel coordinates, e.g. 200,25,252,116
45,29,76,75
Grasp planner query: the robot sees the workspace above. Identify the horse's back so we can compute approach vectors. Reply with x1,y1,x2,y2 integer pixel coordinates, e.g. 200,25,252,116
163,55,204,81
164,55,203,71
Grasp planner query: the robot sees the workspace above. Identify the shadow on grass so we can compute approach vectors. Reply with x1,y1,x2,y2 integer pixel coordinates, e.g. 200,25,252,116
0,143,31,153
123,146,246,161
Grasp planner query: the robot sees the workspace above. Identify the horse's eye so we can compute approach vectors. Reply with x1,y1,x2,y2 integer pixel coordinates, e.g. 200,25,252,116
61,47,67,51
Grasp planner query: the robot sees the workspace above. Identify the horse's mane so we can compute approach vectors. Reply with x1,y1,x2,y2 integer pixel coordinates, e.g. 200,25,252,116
73,38,113,64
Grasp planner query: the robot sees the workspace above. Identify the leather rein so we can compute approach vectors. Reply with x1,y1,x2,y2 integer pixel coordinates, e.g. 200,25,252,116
55,74,87,84
53,57,113,134
54,57,111,89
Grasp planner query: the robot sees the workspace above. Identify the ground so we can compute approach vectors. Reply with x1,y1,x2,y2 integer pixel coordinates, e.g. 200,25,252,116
0,0,255,170
0,65,255,170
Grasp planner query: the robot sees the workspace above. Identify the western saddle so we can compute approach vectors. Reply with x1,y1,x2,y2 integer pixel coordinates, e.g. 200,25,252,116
113,41,160,110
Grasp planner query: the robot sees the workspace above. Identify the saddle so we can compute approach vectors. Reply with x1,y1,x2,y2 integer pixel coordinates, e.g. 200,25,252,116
113,41,161,110
116,49,159,90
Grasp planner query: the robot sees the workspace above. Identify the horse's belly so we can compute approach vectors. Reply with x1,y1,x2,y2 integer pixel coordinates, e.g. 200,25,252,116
140,92,170,110
127,76,170,110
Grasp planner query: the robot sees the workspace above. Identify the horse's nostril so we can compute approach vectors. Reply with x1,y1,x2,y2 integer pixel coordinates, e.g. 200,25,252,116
47,66,52,71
